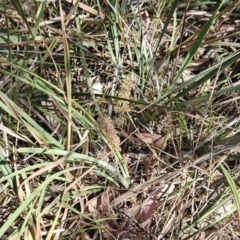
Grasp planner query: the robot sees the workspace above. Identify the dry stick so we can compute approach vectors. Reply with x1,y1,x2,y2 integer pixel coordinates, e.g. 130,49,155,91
19,131,89,189
64,0,104,18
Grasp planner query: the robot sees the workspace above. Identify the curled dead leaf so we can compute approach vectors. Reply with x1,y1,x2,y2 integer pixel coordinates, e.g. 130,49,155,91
135,132,169,151
81,232,92,240
139,196,157,228
85,194,101,219
135,132,161,144
100,187,111,216
125,196,156,230
85,188,111,218
153,134,169,151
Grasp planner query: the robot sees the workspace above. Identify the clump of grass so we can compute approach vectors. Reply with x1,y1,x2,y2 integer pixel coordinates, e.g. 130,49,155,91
0,0,240,239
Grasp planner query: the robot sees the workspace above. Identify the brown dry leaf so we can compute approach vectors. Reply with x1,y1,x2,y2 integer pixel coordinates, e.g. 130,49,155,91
139,195,157,228
85,188,111,219
100,188,111,216
85,194,101,219
211,169,223,180
142,155,154,180
125,204,141,220
81,232,92,240
136,132,161,144
231,143,240,154
153,134,169,151
135,133,169,151
86,190,117,240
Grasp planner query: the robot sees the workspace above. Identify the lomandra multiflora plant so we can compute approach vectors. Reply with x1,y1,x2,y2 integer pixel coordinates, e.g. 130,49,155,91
97,115,121,151
114,75,132,128
115,75,132,114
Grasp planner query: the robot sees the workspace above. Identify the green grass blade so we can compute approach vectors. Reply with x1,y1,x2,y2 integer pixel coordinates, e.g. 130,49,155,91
220,163,240,224
171,1,224,87
18,147,130,188
0,167,78,238
173,49,240,98
0,91,63,149
145,0,179,90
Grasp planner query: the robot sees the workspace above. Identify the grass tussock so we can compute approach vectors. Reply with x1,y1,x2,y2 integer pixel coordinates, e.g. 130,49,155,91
0,0,240,239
